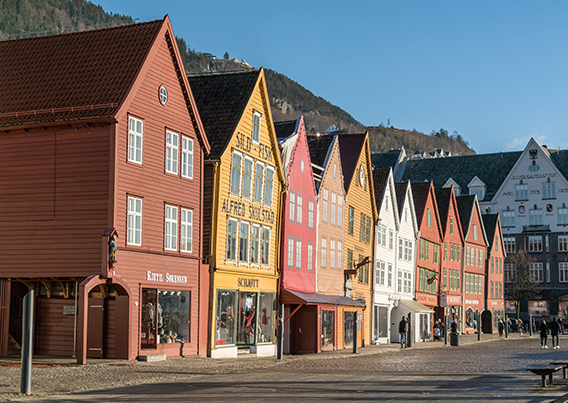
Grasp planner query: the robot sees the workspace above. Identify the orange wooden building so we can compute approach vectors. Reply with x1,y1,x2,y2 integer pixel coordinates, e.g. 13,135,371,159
0,17,211,362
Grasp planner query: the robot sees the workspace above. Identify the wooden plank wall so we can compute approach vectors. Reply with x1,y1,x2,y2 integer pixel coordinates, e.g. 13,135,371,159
35,298,76,356
0,279,9,355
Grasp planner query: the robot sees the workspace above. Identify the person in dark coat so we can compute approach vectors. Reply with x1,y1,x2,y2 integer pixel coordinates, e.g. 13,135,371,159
498,320,504,337
540,320,549,348
399,316,409,348
550,317,561,349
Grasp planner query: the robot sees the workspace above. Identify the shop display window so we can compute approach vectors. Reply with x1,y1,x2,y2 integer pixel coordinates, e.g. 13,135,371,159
528,300,549,317
258,292,274,343
321,310,335,348
141,288,190,348
465,307,475,329
237,292,257,344
216,290,236,346
344,311,354,347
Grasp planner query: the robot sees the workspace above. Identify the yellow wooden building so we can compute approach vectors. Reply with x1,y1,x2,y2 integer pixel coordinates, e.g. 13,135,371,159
188,69,286,358
337,133,377,347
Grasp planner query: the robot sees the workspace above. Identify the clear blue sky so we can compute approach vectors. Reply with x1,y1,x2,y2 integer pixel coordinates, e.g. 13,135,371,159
95,0,568,154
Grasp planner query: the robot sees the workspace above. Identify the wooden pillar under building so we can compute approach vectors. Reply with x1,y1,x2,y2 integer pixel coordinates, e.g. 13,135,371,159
77,281,89,365
0,279,10,356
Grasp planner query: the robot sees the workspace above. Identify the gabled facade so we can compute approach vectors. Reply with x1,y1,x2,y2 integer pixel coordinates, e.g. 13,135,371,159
391,181,420,343
338,133,377,348
0,17,211,362
457,195,488,334
189,69,286,358
482,213,506,332
371,168,399,344
410,181,442,339
435,186,465,327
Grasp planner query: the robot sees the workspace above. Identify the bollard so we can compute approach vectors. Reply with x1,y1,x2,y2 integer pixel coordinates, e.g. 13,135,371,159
21,290,34,395
353,311,358,354
529,315,533,337
477,316,481,341
445,314,449,345
407,312,412,348
277,303,284,360
504,314,509,338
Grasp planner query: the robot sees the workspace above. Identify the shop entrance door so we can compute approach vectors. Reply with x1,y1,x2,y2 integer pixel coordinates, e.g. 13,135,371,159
87,298,104,358
482,310,493,333
0,279,9,356
344,311,354,347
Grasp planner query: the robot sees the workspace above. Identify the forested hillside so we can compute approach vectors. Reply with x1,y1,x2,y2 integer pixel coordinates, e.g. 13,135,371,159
1,0,476,155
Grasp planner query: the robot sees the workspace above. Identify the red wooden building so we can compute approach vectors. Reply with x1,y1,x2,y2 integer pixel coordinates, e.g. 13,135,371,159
0,17,210,362
482,213,506,332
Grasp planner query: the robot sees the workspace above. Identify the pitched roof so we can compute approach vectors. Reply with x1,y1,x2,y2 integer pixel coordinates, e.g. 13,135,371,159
402,151,522,201
435,187,453,234
482,213,499,250
188,70,260,158
274,119,297,142
336,133,366,193
0,20,164,128
372,168,390,214
547,149,568,180
307,135,335,168
456,195,476,235
410,181,432,223
394,182,408,216
371,150,401,170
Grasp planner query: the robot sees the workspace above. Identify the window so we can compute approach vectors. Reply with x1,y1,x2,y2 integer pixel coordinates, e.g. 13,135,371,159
239,222,249,263
239,157,252,199
433,244,438,264
321,239,327,267
159,86,168,104
427,209,432,227
529,235,543,252
141,288,190,348
560,262,568,282
296,193,303,225
360,214,365,242
398,238,403,260
322,190,328,222
165,205,178,251
559,208,568,225
419,239,430,261
250,226,260,265
307,242,313,273
287,236,294,269
529,262,543,282
502,210,515,227
376,261,385,286
230,152,242,195
450,216,454,234
504,263,514,283
331,193,336,225
253,163,264,203
337,241,342,268
337,196,343,227
166,130,179,175
559,236,568,252
226,219,238,261
127,196,142,246
444,242,448,260
289,191,295,222
128,116,143,164
261,227,270,265
181,208,193,253
473,225,478,240
296,239,302,270
252,111,261,143
515,183,528,200
264,167,274,207
387,264,393,287
366,217,371,243
405,240,412,261
491,257,494,273
348,207,354,234
377,225,387,247
530,208,542,225
449,269,460,291
504,237,516,253
389,230,394,250
182,137,194,179
308,199,314,229
347,250,353,272
543,182,555,199
330,240,336,268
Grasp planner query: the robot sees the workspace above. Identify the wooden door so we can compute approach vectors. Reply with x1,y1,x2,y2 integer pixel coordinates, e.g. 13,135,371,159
482,310,493,333
87,298,104,358
0,279,9,356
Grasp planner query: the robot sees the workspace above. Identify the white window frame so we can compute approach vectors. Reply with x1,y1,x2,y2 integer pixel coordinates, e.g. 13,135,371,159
321,238,327,267
261,226,271,266
127,196,142,246
543,181,555,199
264,166,274,207
375,261,385,286
308,199,314,229
230,151,242,195
165,205,178,251
252,111,262,143
307,242,313,273
502,210,515,227
166,130,179,175
330,240,336,268
516,183,528,200
239,221,250,264
504,237,516,253
559,235,568,252
181,208,193,253
253,162,264,204
287,236,294,268
242,157,253,199
560,262,568,283
530,208,543,226
289,191,296,222
181,136,194,179
337,196,343,227
322,189,328,222
337,241,342,269
296,193,303,225
226,218,238,262
250,225,260,265
128,116,143,164
296,238,302,270
331,193,336,225
529,235,543,252
559,208,568,225
529,262,543,282
504,263,515,283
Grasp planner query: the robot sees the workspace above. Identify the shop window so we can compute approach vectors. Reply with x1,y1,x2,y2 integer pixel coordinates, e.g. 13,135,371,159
465,307,475,329
141,288,191,348
321,310,335,348
528,300,549,317
258,292,274,343
237,292,257,344
344,311,354,347
216,290,236,346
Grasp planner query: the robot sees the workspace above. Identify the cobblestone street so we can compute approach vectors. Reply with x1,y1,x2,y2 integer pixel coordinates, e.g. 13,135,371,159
2,334,568,402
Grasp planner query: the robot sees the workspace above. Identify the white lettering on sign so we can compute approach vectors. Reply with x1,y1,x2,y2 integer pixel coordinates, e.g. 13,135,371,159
448,297,461,303
510,173,557,181
147,271,163,282
491,301,498,306
465,300,479,305
166,273,188,283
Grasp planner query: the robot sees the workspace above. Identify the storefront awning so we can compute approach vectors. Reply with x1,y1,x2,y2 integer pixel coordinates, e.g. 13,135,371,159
399,299,433,313
281,288,366,308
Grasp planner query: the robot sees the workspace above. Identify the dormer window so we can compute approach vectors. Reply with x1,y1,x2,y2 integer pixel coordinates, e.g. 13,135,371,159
468,176,486,201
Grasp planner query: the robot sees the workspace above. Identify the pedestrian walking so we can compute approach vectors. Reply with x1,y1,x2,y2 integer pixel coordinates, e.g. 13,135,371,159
498,319,504,337
399,316,409,348
433,319,443,341
559,318,564,335
517,318,524,335
540,320,549,348
550,317,561,349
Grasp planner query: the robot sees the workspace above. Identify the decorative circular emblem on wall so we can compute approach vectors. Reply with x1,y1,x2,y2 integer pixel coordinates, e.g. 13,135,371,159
159,86,168,105
519,205,525,214
547,204,553,213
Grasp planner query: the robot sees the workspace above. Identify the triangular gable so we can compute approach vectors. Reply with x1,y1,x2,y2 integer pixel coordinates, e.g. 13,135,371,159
411,181,443,242
443,178,461,195
395,180,419,237
468,175,486,188
373,168,400,231
116,16,210,153
456,195,488,246
435,186,465,244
